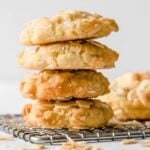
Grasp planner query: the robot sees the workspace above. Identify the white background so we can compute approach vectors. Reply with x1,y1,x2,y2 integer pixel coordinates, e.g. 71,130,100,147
0,0,150,113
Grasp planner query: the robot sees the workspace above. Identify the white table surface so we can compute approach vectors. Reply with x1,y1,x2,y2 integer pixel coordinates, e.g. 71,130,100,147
0,131,149,150
0,82,148,150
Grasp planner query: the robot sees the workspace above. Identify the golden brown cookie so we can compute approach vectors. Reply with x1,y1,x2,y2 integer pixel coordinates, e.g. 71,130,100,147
23,99,113,129
100,72,150,120
17,41,119,70
109,72,150,96
101,93,150,121
20,10,119,45
20,70,109,100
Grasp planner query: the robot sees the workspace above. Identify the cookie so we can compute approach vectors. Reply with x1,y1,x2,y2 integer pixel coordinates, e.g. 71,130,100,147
109,72,150,96
101,92,150,121
20,10,119,45
130,79,150,107
20,70,109,100
23,99,113,129
17,41,119,70
100,72,150,120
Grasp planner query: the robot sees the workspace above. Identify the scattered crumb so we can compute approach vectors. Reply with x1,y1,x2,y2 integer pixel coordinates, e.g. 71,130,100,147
142,139,150,143
141,138,150,147
142,142,150,147
145,121,150,127
32,145,45,149
124,120,143,127
18,144,45,150
122,139,138,145
0,134,13,140
109,118,144,128
108,118,124,127
58,134,102,150
59,140,102,150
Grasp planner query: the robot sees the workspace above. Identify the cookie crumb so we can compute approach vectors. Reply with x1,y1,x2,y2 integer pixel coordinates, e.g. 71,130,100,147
0,134,13,140
141,139,150,147
18,144,45,150
122,139,138,145
32,145,45,149
59,140,102,150
145,121,150,128
142,142,150,147
108,118,124,127
124,120,143,127
109,119,144,128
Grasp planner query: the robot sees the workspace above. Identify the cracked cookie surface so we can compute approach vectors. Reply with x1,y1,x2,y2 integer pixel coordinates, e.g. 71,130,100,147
100,72,150,120
20,10,119,45
18,41,118,70
20,70,109,100
23,99,113,129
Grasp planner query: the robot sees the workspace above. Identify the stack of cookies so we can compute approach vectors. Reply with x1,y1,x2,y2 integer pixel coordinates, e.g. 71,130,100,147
17,10,119,129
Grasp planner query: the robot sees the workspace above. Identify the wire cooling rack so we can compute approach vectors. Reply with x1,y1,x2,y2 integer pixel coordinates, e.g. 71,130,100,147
0,114,150,145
